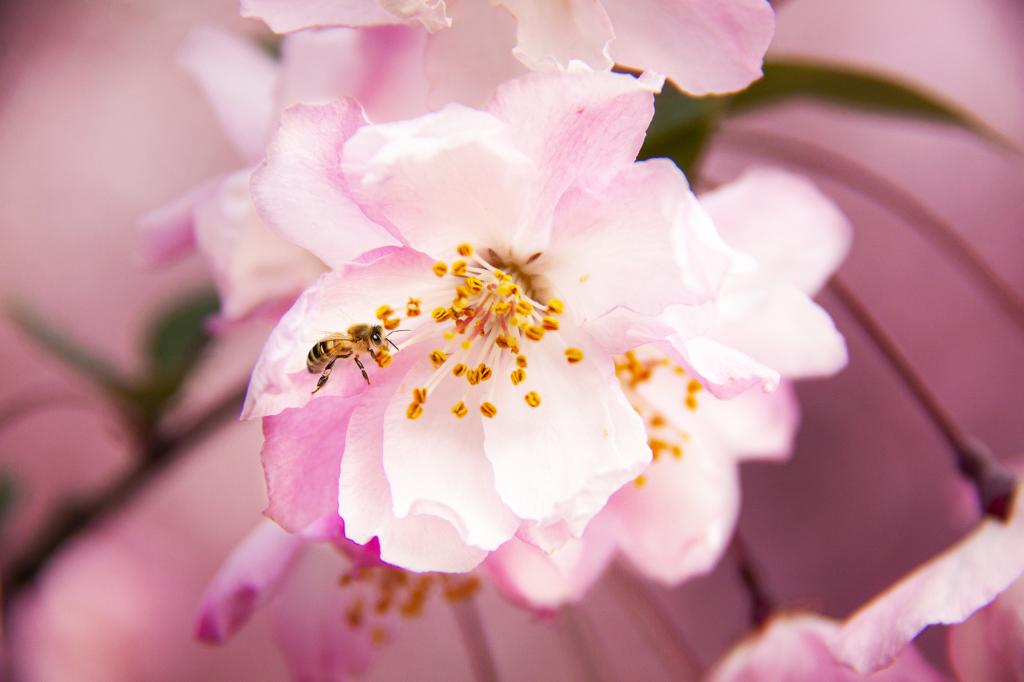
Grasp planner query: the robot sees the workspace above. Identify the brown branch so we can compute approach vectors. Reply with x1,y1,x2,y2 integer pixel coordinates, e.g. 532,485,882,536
828,277,1016,518
731,536,774,627
450,597,500,682
717,129,1024,334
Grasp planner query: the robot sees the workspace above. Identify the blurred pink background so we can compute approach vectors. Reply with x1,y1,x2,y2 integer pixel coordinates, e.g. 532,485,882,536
0,0,1021,679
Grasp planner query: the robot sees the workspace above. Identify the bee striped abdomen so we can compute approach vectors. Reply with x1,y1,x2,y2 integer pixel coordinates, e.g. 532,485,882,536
307,337,352,372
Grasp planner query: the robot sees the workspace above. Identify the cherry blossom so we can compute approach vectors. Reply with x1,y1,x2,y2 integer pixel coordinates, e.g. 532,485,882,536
140,24,427,321
242,0,776,100
243,69,748,571
485,168,850,608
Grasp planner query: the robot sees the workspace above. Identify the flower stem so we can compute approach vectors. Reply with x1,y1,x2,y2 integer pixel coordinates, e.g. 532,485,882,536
450,598,500,682
607,562,702,680
562,605,615,682
731,535,774,627
718,128,1024,334
828,277,1016,518
1,384,248,606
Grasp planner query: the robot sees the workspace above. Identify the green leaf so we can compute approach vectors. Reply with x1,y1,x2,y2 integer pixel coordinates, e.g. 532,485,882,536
7,303,132,398
640,88,725,178
0,473,16,529
728,59,1013,148
143,284,219,385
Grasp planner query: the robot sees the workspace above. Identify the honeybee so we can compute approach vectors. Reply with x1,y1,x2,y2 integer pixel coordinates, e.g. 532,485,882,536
307,323,400,393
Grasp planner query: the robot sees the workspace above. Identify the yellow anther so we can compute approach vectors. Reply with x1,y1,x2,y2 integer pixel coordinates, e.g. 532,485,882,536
510,368,526,385
685,395,698,411
455,285,470,299
460,339,472,351
432,262,448,277
375,305,394,320
634,475,647,488
371,626,389,646
432,307,451,323
494,269,509,281
429,350,447,368
649,414,667,428
564,347,584,363
492,300,511,315
541,316,560,331
516,355,528,368
457,243,474,257
687,379,703,394
466,369,480,385
406,402,424,420
451,259,468,277
346,600,365,628
406,298,421,317
497,282,518,297
477,364,492,381
524,391,541,408
509,339,521,354
452,363,467,377
375,352,393,368
412,387,428,404
452,297,470,313
515,299,533,316
384,317,400,331
546,298,565,314
672,445,683,459
465,276,483,294
451,401,468,418
525,325,545,341
495,335,510,349
480,402,498,418
443,331,456,340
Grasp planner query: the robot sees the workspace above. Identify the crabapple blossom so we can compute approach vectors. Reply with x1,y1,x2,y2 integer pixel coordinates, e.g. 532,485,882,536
486,169,850,608
140,24,428,320
243,69,751,571
948,573,1024,681
242,0,776,101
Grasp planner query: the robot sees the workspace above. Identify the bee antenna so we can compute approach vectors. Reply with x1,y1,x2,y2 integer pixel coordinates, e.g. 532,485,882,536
387,338,401,352
387,329,409,335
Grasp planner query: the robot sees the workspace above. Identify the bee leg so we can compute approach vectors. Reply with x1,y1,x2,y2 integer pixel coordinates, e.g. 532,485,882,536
312,357,339,394
354,355,370,384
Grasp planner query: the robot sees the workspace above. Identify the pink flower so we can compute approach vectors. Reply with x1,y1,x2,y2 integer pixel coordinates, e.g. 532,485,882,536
140,24,428,320
243,70,746,571
707,614,944,682
831,481,1024,675
948,574,1024,681
485,169,850,608
242,0,776,100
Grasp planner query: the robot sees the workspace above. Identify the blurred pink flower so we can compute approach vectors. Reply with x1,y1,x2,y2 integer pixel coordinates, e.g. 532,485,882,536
948,573,1024,681
707,613,944,681
140,24,428,320
832,482,1024,675
242,0,776,100
242,69,758,571
485,169,849,609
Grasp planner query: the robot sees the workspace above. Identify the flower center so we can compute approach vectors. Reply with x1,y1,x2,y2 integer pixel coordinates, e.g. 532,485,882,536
614,350,702,488
374,243,584,421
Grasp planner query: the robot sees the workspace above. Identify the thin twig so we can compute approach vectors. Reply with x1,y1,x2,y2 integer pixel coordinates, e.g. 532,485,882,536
562,605,614,682
0,391,96,436
717,129,1024,334
450,598,500,682
731,536,774,627
1,384,248,602
828,277,1016,518
607,562,702,680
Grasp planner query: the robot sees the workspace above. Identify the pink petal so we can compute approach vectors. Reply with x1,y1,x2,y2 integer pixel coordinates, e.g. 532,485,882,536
832,484,1024,674
665,335,780,399
481,326,650,536
178,25,279,161
948,575,1024,682
423,0,526,108
241,247,437,420
484,518,618,611
338,346,489,572
381,360,519,552
378,0,451,31
241,0,399,33
709,614,945,682
695,380,799,463
488,70,663,238
194,520,306,644
542,159,731,329
495,0,614,72
702,167,852,297
261,397,356,537
137,178,219,265
341,104,540,258
193,169,325,321
278,26,430,124
602,0,775,96
710,286,849,380
250,100,400,270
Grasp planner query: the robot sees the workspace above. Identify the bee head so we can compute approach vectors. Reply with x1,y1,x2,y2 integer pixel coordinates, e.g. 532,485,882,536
370,325,384,347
